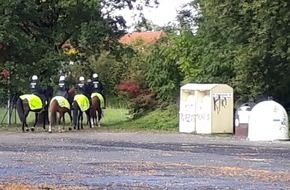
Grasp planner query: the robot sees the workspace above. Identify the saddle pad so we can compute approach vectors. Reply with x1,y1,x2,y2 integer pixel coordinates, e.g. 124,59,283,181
74,94,90,112
50,96,70,110
91,93,105,108
19,94,43,110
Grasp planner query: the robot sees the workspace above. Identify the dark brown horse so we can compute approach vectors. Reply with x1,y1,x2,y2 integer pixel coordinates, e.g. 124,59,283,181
73,94,91,130
16,86,53,132
48,88,75,133
89,95,102,128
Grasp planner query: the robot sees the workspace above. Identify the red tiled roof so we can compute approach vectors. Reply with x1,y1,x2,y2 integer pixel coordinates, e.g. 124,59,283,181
119,31,166,45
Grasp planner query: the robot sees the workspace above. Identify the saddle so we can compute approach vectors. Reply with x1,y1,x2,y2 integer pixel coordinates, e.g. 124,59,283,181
74,94,90,112
50,96,70,110
19,94,47,111
91,92,105,108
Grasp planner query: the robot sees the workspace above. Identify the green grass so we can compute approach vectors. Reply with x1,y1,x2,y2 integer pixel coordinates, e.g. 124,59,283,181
101,108,129,126
0,104,179,132
110,104,179,132
0,107,129,126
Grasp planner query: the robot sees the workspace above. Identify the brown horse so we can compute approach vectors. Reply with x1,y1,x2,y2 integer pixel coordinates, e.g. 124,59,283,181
73,94,91,130
48,88,75,133
89,95,102,128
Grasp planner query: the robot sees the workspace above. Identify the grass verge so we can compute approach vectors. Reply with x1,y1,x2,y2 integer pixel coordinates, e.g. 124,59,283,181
0,104,179,132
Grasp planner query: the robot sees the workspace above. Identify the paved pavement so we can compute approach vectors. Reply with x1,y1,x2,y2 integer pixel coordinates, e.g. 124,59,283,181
0,130,290,189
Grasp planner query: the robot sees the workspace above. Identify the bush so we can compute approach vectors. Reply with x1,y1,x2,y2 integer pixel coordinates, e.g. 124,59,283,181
116,80,157,118
116,104,179,131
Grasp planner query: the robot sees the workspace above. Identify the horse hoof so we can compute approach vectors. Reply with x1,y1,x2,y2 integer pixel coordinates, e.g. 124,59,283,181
25,128,29,132
30,128,35,132
68,127,72,131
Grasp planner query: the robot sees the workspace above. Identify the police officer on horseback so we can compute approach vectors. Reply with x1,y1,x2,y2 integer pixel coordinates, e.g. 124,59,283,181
29,75,46,107
76,76,91,103
30,75,42,95
56,75,69,99
90,73,106,109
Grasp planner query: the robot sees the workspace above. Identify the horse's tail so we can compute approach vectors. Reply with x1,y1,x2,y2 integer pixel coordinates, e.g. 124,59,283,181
49,99,57,126
91,96,101,119
90,97,96,117
16,98,26,123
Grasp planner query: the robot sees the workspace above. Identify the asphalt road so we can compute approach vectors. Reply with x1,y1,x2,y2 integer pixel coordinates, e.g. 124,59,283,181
0,130,290,189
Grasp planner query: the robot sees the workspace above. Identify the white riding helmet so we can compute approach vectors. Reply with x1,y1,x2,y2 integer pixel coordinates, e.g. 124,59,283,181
93,73,98,78
59,75,65,81
79,76,85,81
32,75,38,80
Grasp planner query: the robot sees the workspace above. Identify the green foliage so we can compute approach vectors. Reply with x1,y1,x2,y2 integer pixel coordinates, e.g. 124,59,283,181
116,80,158,118
0,0,158,97
175,0,290,104
145,37,182,102
88,51,135,95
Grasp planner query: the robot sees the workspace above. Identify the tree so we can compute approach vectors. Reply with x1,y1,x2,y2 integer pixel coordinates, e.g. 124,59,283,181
145,36,182,102
176,0,290,104
0,0,158,96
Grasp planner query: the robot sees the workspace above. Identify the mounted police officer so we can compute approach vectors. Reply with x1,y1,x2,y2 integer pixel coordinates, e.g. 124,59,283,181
30,75,43,95
56,75,69,99
29,75,46,107
90,73,106,109
76,76,87,95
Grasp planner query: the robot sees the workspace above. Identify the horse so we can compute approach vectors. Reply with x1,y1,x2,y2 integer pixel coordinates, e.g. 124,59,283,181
73,94,91,130
89,93,104,128
48,88,75,133
16,86,54,132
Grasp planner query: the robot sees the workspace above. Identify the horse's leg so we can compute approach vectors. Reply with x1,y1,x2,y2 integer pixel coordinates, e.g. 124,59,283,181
68,111,73,131
73,102,78,130
86,110,92,128
22,115,27,132
59,111,65,132
76,113,79,130
31,112,38,132
22,110,29,132
48,122,52,133
61,112,66,132
58,112,61,125
43,110,47,130
79,111,84,129
22,122,25,132
90,116,94,128
77,111,80,130
48,110,52,133
96,110,101,127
